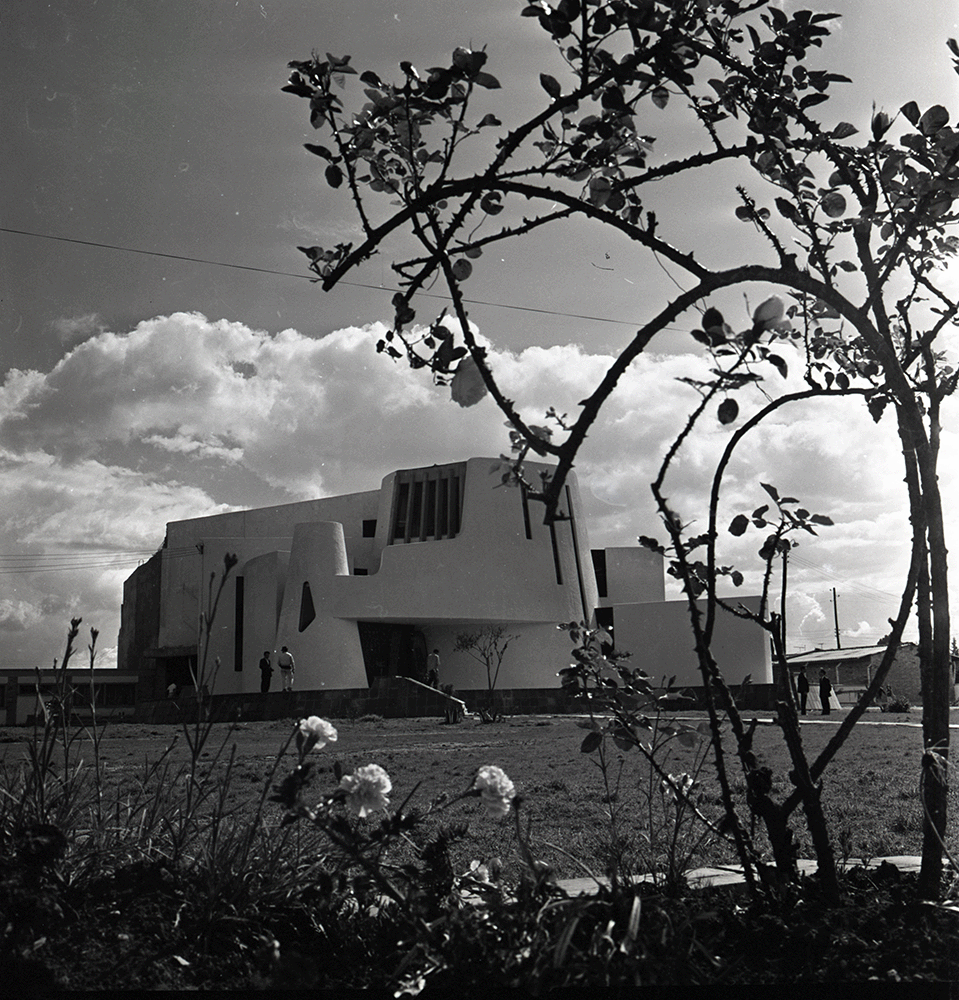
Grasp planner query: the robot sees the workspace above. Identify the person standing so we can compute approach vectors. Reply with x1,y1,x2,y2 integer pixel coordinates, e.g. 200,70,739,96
277,646,295,692
259,650,273,694
796,665,809,715
426,648,441,688
819,669,832,716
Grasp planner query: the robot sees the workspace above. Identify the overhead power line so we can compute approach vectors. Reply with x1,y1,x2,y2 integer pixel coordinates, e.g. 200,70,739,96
0,226,665,330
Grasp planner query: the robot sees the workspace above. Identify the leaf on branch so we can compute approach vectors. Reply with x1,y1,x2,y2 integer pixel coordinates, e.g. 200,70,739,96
652,86,669,110
717,398,739,425
638,535,664,554
580,731,603,754
761,482,780,502
831,121,858,140
836,260,858,272
731,570,744,587
900,100,921,126
451,259,473,281
702,306,724,330
477,113,502,128
775,197,800,222
473,71,501,90
821,191,846,218
540,73,562,99
729,514,750,536
304,143,334,160
480,191,504,215
919,105,949,135
810,514,834,526
767,353,788,379
325,163,344,188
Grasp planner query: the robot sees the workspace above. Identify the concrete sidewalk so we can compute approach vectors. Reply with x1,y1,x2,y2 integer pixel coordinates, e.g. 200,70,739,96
554,856,926,896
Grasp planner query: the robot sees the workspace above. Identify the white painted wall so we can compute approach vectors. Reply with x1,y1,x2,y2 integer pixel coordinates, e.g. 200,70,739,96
598,546,665,605
610,596,772,688
274,522,369,690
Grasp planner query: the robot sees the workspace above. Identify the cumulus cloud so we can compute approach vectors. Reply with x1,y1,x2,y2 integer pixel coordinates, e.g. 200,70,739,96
51,312,106,349
1,310,955,669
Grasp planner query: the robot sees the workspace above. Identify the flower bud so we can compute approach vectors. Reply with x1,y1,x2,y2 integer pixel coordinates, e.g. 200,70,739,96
752,295,785,331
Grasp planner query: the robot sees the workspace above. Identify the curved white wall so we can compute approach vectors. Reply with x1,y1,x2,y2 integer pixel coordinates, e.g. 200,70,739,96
274,522,368,690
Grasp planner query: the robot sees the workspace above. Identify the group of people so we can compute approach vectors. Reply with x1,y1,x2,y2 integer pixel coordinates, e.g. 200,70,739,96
795,665,834,716
258,647,296,693
256,646,444,693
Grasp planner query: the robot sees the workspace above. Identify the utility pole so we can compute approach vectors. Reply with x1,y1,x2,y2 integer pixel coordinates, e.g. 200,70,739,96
781,547,788,648
833,588,841,649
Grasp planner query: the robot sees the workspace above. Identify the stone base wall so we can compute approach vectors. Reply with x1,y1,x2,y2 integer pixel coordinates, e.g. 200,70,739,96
135,679,577,724
133,680,779,724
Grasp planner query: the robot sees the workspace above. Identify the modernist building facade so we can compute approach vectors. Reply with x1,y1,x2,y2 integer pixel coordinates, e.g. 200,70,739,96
119,458,771,706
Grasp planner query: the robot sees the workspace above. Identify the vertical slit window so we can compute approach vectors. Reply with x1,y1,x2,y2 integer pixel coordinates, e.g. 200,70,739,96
549,521,563,585
409,480,424,541
298,581,316,632
392,483,410,540
389,463,467,543
591,550,608,599
449,476,461,535
425,480,437,537
233,576,244,671
521,483,532,540
437,479,449,538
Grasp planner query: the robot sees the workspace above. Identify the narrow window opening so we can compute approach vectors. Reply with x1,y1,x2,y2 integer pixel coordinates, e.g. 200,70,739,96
298,580,316,632
437,479,449,538
591,550,608,599
233,576,244,671
549,521,563,585
362,519,377,538
425,480,437,537
409,480,424,541
392,483,410,540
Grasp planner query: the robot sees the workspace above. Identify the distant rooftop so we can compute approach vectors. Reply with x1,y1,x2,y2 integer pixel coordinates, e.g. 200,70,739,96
786,644,910,664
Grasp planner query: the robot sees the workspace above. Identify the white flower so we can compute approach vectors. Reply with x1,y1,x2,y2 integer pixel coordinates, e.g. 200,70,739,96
661,772,694,801
340,763,392,817
297,716,338,754
474,765,515,819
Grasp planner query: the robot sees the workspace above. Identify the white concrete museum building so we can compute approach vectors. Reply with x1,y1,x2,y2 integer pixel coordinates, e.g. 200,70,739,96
119,457,770,707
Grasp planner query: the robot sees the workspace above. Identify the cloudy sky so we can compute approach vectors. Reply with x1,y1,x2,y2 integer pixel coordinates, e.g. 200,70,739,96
2,1,958,670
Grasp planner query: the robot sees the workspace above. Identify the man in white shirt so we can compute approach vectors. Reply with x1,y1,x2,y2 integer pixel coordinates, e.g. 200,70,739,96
277,646,295,692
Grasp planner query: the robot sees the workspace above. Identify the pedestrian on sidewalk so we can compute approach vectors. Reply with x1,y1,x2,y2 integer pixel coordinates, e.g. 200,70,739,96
427,648,441,688
277,646,295,692
819,669,832,716
796,665,809,715
259,650,273,693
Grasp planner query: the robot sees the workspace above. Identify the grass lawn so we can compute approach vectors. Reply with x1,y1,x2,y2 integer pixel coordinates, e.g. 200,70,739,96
1,709,957,990
2,708,950,884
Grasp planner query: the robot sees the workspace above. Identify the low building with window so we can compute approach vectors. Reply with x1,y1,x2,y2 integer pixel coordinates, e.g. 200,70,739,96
787,643,959,709
120,458,772,718
0,669,138,727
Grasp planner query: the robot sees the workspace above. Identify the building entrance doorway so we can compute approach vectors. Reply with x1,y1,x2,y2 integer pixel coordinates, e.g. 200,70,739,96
357,623,428,685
